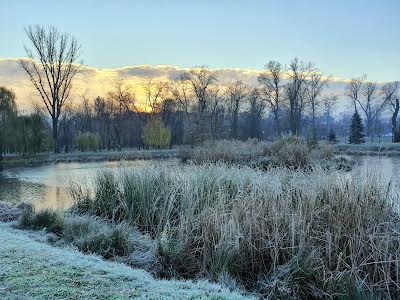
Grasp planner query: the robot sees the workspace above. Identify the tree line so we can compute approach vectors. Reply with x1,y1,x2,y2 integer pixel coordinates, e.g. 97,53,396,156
1,25,399,157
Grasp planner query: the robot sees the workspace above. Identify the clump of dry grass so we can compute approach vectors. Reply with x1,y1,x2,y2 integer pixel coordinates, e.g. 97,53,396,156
71,163,400,298
178,139,268,164
265,135,338,168
180,136,343,170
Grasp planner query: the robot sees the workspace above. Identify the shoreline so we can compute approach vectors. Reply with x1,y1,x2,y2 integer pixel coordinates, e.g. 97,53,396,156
0,148,177,170
336,143,400,157
2,143,400,171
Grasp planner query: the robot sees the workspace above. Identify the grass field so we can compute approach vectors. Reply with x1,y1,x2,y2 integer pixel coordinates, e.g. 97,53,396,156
0,223,251,300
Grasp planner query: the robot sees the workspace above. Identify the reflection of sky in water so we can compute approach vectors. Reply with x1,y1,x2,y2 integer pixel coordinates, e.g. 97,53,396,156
0,160,168,210
353,156,400,185
1,157,399,210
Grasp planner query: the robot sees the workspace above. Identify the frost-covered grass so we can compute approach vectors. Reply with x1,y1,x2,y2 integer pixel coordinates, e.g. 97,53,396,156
179,137,345,170
0,223,251,300
16,211,159,271
70,163,400,298
178,139,268,164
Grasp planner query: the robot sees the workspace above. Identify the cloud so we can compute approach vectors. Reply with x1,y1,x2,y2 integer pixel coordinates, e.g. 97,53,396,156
0,57,379,114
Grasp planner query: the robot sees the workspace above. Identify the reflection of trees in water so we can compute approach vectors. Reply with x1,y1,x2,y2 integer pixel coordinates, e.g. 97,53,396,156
0,178,71,210
38,185,72,210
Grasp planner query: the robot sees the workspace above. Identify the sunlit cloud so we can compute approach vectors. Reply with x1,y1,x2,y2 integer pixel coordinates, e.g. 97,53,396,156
0,57,383,115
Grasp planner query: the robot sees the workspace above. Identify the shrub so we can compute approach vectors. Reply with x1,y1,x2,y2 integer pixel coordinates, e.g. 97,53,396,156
74,132,101,152
267,136,338,168
331,155,355,171
18,209,64,234
71,163,400,297
268,135,311,167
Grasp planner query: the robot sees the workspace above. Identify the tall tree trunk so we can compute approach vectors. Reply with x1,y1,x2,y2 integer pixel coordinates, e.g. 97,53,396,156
232,114,238,139
392,99,400,142
312,106,316,139
274,112,280,137
52,118,59,153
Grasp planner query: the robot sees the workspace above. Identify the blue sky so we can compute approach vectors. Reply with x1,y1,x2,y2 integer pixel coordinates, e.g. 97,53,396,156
1,0,399,81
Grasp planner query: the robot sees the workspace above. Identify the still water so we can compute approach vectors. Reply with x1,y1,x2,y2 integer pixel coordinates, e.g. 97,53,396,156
0,160,170,210
0,157,399,210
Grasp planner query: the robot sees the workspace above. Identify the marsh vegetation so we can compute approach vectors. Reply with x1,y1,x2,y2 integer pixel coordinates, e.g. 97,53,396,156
8,138,395,299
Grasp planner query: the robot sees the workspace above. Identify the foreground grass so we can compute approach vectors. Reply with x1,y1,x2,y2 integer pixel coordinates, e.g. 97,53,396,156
70,162,399,298
0,223,251,300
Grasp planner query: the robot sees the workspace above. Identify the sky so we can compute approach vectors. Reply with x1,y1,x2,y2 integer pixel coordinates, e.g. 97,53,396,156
0,0,399,110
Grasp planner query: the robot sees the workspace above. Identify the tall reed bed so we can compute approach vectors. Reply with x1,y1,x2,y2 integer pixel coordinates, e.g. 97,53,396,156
70,163,400,298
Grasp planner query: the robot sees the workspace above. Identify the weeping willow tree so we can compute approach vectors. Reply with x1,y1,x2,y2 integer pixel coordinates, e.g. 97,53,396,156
0,87,17,161
142,117,171,149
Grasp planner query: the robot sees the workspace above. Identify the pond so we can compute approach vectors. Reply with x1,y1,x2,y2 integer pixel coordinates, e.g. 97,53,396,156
0,160,178,210
0,156,399,210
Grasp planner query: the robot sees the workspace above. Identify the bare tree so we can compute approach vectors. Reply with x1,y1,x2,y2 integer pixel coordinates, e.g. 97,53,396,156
286,58,315,135
360,81,379,138
77,91,93,133
346,75,366,112
383,82,400,142
305,71,330,138
322,94,338,136
258,61,284,136
170,74,193,117
247,87,265,139
184,66,217,115
226,81,247,139
94,96,113,150
20,25,82,152
170,75,194,144
348,76,389,140
208,86,225,140
59,102,75,153
183,66,217,143
107,80,135,151
143,79,169,113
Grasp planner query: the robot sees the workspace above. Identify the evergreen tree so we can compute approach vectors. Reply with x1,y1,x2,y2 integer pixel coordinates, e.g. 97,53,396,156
348,111,365,144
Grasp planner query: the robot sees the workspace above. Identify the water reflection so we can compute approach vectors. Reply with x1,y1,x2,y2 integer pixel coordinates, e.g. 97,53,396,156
0,160,173,210
354,156,400,185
